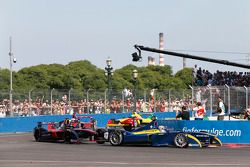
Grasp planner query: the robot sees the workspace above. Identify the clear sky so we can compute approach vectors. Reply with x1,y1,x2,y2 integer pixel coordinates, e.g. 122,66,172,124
1,0,250,74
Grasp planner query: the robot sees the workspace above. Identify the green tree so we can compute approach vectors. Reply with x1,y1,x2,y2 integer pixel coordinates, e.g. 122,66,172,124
175,68,193,87
0,69,10,90
0,60,193,92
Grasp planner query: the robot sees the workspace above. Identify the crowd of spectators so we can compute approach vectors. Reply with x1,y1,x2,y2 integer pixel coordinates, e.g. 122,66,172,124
0,95,194,117
193,64,250,87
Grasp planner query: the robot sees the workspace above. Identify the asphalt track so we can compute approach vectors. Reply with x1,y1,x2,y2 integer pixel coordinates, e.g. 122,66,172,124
0,133,250,167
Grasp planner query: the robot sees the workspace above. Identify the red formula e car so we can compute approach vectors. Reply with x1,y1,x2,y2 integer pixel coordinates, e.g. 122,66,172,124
107,112,156,131
33,116,97,143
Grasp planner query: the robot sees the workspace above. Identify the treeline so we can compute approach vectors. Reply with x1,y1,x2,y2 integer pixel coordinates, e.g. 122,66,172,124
0,60,192,91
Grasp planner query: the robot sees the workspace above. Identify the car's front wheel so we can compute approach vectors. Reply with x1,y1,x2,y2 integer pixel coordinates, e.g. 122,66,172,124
109,131,123,146
210,137,222,147
174,133,188,148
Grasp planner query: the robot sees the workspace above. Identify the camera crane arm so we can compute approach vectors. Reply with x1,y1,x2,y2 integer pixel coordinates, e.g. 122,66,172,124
133,45,250,69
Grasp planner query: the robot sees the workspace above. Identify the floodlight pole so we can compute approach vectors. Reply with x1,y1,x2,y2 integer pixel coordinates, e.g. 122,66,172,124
9,37,13,116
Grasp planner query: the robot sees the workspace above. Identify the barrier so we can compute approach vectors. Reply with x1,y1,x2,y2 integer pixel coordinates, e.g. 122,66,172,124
0,112,176,133
157,120,250,144
0,112,249,144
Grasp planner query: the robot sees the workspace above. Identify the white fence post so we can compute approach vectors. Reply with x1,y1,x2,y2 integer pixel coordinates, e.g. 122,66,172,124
144,89,147,104
104,88,108,113
50,88,55,114
188,85,194,107
121,89,125,113
188,85,194,117
207,85,213,117
68,88,73,103
244,86,248,109
168,89,171,112
225,84,230,116
154,89,157,112
28,89,33,116
87,89,91,114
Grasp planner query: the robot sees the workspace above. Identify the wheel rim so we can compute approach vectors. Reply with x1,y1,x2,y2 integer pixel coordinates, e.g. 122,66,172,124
175,133,188,148
110,132,122,146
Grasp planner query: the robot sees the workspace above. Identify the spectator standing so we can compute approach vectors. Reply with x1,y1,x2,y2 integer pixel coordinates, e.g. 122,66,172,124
216,97,225,120
194,102,206,120
140,100,148,112
176,106,190,120
159,100,166,112
244,108,250,120
136,99,142,112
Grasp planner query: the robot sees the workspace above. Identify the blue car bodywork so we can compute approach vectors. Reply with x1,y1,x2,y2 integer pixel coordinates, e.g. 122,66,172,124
100,120,222,148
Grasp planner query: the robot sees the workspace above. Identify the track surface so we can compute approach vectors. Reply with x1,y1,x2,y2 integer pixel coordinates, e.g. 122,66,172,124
0,133,250,167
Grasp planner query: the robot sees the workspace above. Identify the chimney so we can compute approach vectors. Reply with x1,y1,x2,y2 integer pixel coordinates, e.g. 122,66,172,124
148,56,156,66
159,33,164,66
183,58,186,69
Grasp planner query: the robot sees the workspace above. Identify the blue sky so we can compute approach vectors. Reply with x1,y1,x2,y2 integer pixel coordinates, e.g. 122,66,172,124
1,0,250,74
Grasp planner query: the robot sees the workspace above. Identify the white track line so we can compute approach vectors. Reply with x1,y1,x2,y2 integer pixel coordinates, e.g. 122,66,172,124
0,160,248,166
0,133,31,138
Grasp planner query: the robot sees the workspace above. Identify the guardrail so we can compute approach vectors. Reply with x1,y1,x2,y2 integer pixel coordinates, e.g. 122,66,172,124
0,112,249,144
0,112,176,133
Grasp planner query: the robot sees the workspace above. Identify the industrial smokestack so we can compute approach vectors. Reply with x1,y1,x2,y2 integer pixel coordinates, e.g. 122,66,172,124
159,33,164,66
183,57,187,69
148,56,156,66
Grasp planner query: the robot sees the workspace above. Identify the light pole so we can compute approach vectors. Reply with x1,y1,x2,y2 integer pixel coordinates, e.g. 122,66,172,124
132,69,138,112
105,58,113,104
9,37,16,117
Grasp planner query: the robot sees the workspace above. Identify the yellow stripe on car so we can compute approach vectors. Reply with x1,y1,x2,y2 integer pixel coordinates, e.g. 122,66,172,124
214,137,222,146
187,134,202,148
107,124,130,127
141,118,152,123
132,129,161,135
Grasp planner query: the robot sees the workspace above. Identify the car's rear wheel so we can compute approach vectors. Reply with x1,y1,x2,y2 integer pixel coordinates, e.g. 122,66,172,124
64,130,72,143
95,129,106,144
174,133,188,148
34,130,41,142
109,131,123,146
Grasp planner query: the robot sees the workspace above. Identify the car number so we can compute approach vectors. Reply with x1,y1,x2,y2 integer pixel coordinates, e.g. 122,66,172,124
104,132,109,140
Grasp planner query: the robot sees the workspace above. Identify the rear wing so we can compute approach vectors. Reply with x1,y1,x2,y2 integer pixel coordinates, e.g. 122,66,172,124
37,122,60,130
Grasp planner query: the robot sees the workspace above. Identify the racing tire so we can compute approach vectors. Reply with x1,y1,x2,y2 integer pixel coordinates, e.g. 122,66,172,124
96,140,105,144
34,130,41,142
94,129,106,144
174,133,188,148
124,125,132,131
210,137,222,147
109,131,123,146
64,130,72,144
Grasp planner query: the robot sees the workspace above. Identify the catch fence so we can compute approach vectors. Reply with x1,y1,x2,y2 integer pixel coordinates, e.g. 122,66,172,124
0,85,249,116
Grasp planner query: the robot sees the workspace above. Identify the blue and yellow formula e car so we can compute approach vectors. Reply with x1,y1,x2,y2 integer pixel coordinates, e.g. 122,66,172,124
96,120,222,148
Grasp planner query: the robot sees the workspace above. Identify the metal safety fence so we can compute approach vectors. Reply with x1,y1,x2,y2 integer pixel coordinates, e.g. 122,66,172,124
0,86,249,117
